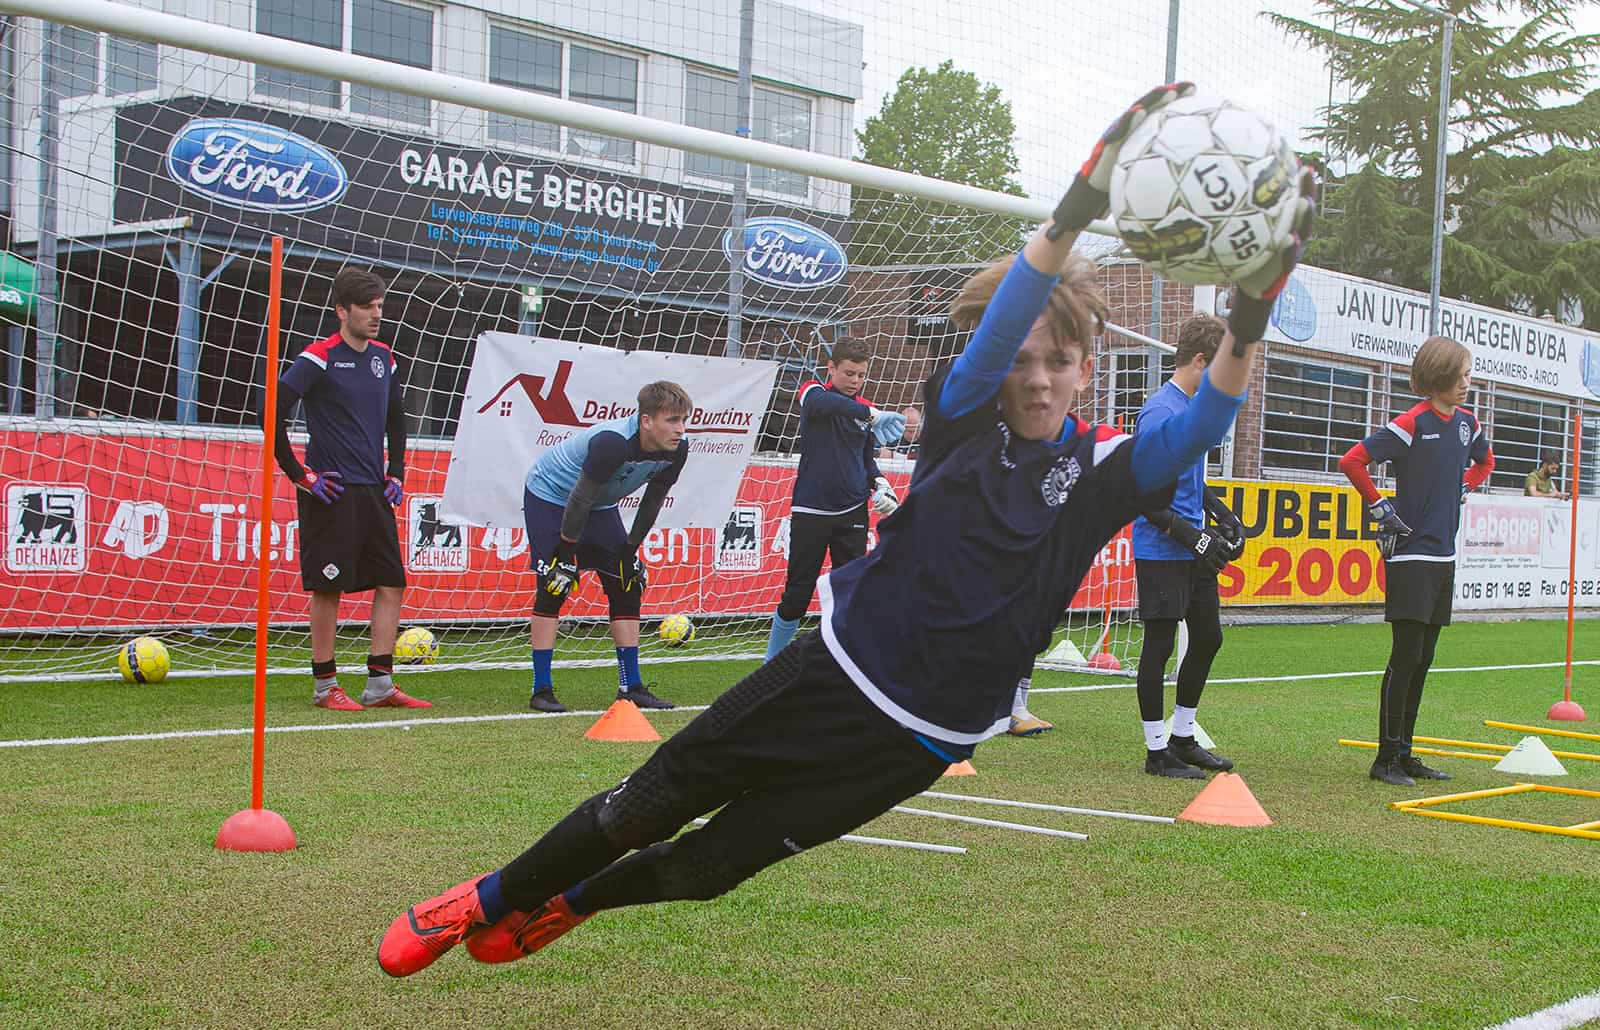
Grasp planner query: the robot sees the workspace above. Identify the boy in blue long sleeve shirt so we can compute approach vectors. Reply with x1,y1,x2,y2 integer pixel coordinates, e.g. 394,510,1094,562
379,83,1319,978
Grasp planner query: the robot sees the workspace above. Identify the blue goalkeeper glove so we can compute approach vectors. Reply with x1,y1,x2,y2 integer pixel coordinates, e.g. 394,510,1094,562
1051,82,1196,239
384,475,404,507
865,407,907,447
295,469,344,504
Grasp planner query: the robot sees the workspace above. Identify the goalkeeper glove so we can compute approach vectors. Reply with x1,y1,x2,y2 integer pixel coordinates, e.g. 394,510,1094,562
384,474,404,507
295,469,344,504
543,541,579,599
1166,517,1231,575
1051,81,1196,239
1227,165,1320,346
1368,498,1412,537
1376,530,1401,561
868,409,907,447
1203,491,1247,560
618,550,648,593
870,476,899,516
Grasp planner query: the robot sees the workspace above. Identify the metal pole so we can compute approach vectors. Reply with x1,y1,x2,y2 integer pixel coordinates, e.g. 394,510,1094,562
725,0,753,359
34,18,58,418
1146,0,1180,395
1427,13,1454,335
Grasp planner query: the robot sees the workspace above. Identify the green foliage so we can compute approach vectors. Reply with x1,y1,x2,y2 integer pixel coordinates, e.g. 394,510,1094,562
850,60,1031,267
1268,0,1600,327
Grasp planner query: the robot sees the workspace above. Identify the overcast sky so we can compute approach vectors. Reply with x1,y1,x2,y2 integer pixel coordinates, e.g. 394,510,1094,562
792,0,1600,202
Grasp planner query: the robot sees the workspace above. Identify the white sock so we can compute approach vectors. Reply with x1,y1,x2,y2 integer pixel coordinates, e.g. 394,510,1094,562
1012,678,1032,719
1142,719,1167,752
1171,705,1198,739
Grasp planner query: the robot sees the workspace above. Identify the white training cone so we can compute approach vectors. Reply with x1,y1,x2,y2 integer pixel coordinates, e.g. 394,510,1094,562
1493,736,1568,777
1165,717,1216,750
1044,638,1088,665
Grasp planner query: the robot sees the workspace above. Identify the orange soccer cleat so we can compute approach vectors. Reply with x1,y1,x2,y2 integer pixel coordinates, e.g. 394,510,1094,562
366,687,433,709
313,686,364,711
377,875,493,977
464,893,590,965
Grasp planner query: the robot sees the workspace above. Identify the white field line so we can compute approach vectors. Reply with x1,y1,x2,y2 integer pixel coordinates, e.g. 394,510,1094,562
1483,989,1600,1030
2,657,1595,751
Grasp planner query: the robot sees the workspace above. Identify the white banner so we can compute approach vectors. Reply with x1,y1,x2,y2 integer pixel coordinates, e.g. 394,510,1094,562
1260,264,1600,402
442,333,779,532
1456,494,1600,609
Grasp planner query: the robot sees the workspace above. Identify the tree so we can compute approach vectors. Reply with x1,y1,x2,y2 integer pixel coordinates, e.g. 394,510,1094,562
1268,0,1600,328
849,60,1031,268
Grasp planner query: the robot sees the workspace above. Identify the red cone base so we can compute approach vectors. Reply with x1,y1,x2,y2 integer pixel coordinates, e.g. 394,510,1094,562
1088,651,1122,671
1548,699,1587,722
215,807,297,852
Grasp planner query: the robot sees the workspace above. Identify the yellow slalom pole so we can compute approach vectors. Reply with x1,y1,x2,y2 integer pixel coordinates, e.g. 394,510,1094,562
1390,783,1536,809
1414,735,1600,764
1399,807,1600,841
1485,720,1600,744
1338,739,1500,762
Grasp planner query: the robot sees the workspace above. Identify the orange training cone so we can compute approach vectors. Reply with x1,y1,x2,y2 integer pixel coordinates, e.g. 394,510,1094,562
943,760,978,777
584,699,661,742
1176,772,1272,827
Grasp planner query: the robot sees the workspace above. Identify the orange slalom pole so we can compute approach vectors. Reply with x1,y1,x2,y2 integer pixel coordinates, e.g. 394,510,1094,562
1553,413,1587,721
216,237,296,851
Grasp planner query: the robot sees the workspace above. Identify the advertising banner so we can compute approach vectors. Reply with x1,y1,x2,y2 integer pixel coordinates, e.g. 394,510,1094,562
441,333,779,532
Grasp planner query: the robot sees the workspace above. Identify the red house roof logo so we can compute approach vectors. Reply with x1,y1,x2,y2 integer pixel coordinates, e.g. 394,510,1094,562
477,359,593,427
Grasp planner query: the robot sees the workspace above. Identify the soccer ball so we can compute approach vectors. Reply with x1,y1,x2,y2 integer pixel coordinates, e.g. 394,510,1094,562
1108,95,1299,285
658,614,696,648
395,626,439,664
117,636,170,683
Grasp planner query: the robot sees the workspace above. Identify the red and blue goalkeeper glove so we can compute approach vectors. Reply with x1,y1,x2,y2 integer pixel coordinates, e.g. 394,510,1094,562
295,469,344,504
384,475,404,507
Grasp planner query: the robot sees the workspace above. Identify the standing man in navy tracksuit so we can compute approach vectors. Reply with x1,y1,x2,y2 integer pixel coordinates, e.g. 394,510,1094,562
274,267,431,712
763,336,905,661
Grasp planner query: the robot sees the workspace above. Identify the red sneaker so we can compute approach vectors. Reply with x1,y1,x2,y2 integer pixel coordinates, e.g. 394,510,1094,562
313,686,364,711
378,875,492,977
366,688,433,709
465,894,590,964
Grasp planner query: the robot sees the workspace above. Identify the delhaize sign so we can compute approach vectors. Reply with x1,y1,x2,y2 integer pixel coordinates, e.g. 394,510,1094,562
1262,264,1600,401
441,334,779,533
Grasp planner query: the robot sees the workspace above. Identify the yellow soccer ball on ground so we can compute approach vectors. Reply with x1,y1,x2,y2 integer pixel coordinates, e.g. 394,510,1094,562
117,636,170,683
395,626,439,664
658,614,696,648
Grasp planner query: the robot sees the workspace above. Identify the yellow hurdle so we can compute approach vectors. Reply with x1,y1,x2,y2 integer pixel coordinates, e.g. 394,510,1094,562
1337,739,1499,762
1414,734,1600,764
1389,782,1600,841
1484,720,1600,744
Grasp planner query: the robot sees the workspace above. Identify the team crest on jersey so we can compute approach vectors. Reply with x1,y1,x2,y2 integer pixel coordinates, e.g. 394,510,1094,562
1040,456,1081,507
1458,421,1470,446
370,354,385,379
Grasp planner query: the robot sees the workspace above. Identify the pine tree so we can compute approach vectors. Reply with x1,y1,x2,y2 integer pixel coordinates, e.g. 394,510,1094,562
1268,0,1600,328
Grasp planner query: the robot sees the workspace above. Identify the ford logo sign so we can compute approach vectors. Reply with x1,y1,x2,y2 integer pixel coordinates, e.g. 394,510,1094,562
164,118,349,213
1271,273,1317,343
722,216,847,291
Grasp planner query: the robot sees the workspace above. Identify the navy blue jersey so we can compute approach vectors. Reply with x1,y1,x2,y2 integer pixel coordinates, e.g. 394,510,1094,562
1132,379,1207,560
279,333,401,485
819,364,1174,755
525,414,688,508
792,381,882,514
1362,402,1491,561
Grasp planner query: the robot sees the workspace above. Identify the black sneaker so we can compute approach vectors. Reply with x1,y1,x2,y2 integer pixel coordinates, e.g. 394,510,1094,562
1399,755,1452,781
618,685,675,710
1369,757,1415,787
1145,747,1206,780
1168,734,1235,772
529,690,568,713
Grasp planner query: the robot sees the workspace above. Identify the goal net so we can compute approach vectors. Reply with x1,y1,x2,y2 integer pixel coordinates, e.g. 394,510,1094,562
0,0,1332,683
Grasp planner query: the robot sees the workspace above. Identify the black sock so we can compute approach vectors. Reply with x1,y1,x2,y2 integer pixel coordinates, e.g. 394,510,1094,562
498,794,629,913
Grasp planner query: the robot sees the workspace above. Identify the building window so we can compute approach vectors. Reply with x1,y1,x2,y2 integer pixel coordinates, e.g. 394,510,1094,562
54,27,157,99
1262,358,1370,477
1489,389,1568,493
487,27,638,165
254,0,434,126
684,71,811,198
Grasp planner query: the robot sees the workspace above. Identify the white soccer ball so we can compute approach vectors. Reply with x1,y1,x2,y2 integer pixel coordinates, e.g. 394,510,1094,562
1108,95,1299,285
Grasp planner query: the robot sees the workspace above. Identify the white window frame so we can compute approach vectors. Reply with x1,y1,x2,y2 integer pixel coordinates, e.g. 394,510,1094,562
54,28,160,101
1260,355,1372,483
1486,386,1569,495
681,68,814,202
485,23,642,172
251,0,439,132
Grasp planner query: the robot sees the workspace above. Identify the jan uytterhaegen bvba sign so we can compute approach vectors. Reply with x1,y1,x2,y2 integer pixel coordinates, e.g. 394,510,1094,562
114,97,850,316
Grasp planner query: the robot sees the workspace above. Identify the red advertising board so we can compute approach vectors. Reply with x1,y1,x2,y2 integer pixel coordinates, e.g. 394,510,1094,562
0,429,1136,631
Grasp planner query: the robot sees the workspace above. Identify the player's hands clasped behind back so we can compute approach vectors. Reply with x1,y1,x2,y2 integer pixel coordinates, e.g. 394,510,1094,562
296,469,344,504
1049,82,1197,240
